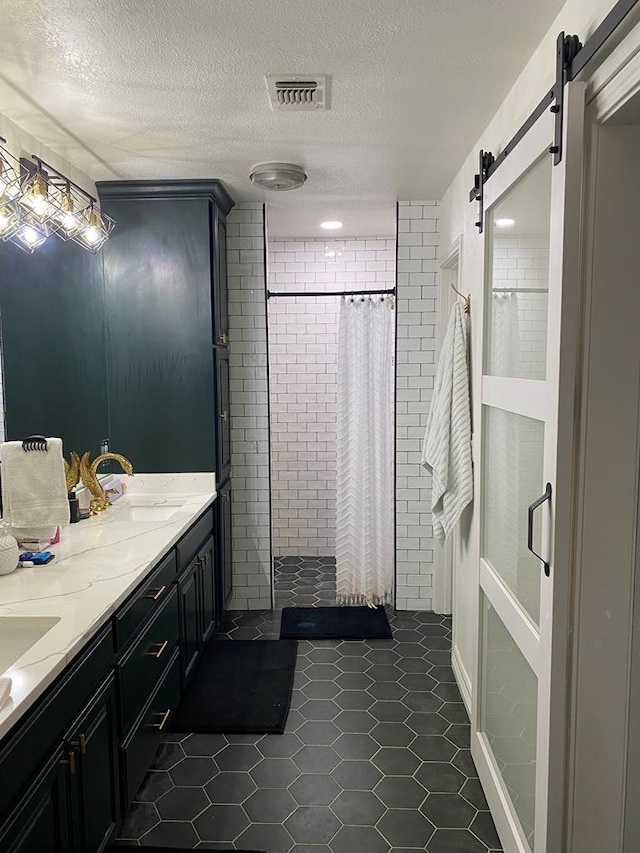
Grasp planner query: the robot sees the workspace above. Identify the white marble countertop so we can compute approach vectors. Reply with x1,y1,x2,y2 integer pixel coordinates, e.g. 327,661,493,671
0,472,217,740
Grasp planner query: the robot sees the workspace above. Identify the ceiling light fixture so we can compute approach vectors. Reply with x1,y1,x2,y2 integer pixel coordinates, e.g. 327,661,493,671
249,162,307,191
320,220,343,230
494,217,516,227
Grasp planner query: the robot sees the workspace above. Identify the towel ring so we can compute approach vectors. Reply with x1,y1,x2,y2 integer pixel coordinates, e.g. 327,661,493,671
22,435,48,452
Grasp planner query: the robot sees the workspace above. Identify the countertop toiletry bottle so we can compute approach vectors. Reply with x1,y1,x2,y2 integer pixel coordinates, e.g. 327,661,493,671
68,491,80,524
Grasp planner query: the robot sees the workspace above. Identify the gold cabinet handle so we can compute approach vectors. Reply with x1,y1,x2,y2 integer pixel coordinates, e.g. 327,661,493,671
144,585,166,601
71,733,87,755
220,410,228,422
146,640,168,658
60,750,76,774
149,708,171,730
225,490,231,502
218,332,228,345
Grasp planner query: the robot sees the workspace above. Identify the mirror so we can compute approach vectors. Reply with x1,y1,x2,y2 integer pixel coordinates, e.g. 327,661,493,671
0,236,108,456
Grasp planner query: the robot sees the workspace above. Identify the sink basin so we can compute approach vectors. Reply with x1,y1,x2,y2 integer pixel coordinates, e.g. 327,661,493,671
127,506,181,521
0,616,61,674
119,495,187,522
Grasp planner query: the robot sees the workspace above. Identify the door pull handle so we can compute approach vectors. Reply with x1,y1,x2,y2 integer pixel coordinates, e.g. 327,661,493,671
527,482,552,577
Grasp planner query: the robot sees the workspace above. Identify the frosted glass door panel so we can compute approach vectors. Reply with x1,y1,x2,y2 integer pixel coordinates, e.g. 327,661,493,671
482,406,544,626
482,598,538,849
486,155,551,381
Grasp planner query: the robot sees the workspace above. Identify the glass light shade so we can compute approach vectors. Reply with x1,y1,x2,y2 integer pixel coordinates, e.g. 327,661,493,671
18,172,56,224
72,205,114,253
0,202,21,239
8,214,50,253
0,155,21,202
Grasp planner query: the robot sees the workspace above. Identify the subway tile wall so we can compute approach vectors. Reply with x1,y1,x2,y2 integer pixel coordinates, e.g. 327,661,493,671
492,235,549,381
268,238,395,557
227,203,272,610
395,201,440,611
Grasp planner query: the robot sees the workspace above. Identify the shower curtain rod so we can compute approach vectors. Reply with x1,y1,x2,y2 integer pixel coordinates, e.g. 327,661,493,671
267,288,395,299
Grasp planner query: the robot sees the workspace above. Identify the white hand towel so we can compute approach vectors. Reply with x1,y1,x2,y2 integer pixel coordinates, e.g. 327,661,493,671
421,302,473,540
0,676,11,710
0,438,70,533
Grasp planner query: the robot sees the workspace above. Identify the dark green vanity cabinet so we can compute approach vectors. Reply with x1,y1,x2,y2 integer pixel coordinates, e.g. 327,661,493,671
178,534,216,685
0,502,217,852
0,628,118,853
97,180,234,474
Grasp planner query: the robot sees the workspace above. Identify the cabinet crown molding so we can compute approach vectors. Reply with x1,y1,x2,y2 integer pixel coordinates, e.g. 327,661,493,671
96,179,235,214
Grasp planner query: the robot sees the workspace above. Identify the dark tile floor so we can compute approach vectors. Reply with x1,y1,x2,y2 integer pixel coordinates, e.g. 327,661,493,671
117,558,503,852
274,555,337,608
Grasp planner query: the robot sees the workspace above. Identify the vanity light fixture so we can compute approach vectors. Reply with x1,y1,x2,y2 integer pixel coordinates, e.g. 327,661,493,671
0,202,20,239
18,163,57,224
50,184,86,239
72,203,114,254
320,220,343,230
9,214,50,254
0,140,21,203
494,217,516,227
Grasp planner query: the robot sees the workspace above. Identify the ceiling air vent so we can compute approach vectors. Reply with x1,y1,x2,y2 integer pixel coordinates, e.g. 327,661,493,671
265,75,330,111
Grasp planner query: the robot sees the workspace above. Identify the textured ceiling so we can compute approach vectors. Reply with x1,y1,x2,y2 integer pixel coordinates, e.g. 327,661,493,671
0,0,565,237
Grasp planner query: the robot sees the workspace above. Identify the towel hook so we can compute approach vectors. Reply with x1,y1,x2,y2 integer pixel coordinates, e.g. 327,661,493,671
22,435,48,452
451,283,471,314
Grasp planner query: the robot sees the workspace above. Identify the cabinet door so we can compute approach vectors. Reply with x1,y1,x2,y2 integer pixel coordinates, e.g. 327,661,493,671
213,211,228,346
215,349,231,482
199,537,216,643
102,196,216,473
69,674,119,853
178,560,201,684
216,479,233,623
0,748,74,853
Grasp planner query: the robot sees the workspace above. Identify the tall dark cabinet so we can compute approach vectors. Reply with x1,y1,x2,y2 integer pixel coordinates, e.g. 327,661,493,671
98,180,234,622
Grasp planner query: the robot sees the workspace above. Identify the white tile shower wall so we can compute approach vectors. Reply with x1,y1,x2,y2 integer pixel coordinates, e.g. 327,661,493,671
227,203,272,609
268,238,395,557
493,235,549,380
395,202,440,611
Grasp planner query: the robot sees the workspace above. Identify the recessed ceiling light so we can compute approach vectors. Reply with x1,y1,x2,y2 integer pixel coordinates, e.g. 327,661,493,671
494,218,516,227
320,220,343,230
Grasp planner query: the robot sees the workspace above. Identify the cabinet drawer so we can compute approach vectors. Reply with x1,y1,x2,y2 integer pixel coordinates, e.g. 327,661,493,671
177,506,214,572
114,549,177,651
117,587,179,734
0,623,114,816
120,647,181,807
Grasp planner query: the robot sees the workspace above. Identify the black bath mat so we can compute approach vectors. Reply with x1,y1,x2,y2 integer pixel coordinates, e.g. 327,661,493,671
280,606,392,640
168,639,297,734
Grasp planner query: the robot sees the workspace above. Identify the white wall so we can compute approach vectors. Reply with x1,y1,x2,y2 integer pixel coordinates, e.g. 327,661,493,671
268,238,395,558
395,202,440,610
438,0,620,702
227,203,272,610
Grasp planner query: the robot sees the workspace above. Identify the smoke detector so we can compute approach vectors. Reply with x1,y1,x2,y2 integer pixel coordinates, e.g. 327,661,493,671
249,163,307,192
265,75,330,111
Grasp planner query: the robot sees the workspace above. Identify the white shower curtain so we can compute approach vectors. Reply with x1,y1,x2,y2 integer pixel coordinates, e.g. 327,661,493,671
336,296,394,606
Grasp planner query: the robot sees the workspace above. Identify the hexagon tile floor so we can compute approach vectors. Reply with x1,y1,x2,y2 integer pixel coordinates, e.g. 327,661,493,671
116,559,503,852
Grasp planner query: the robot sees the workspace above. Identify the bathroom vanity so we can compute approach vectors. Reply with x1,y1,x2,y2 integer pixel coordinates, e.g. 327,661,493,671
0,473,220,852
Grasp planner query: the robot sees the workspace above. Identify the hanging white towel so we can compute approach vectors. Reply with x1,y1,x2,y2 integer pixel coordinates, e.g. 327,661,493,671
0,438,70,537
421,302,473,540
